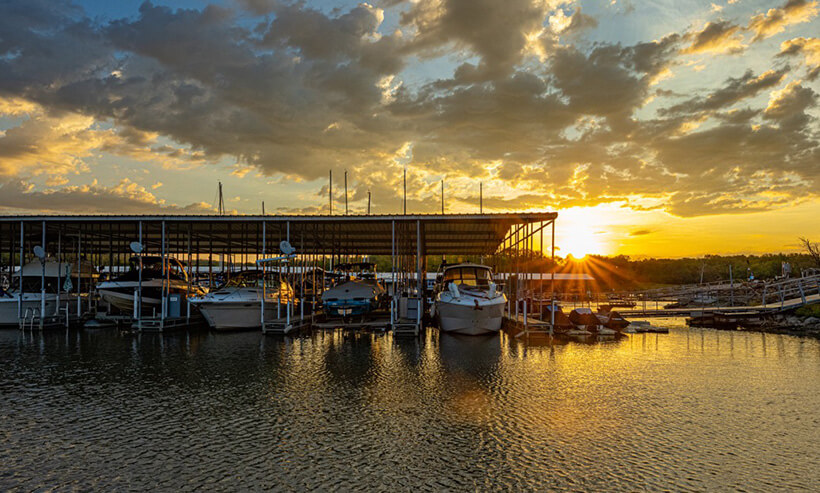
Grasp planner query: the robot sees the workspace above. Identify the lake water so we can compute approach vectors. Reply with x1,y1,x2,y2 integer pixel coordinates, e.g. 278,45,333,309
1,320,819,491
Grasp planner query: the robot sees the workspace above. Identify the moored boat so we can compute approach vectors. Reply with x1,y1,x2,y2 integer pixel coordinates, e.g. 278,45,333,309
189,270,294,330
596,310,630,332
0,258,98,326
542,304,575,334
97,256,205,314
433,263,506,336
321,263,385,318
569,307,601,331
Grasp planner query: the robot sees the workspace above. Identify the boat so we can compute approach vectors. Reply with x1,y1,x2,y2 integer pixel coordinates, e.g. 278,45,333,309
596,310,630,331
97,256,205,314
432,263,507,336
569,308,601,331
0,258,98,326
628,320,669,333
542,304,575,334
321,263,385,318
189,270,294,330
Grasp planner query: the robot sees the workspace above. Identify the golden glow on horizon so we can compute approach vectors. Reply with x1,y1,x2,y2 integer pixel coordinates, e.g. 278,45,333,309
553,207,615,258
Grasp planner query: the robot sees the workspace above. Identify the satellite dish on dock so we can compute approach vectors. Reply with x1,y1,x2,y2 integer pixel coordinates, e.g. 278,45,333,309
130,242,144,254
280,240,295,255
33,245,46,260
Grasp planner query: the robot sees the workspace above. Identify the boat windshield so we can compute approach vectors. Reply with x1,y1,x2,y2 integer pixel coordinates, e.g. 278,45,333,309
443,267,491,287
224,272,263,288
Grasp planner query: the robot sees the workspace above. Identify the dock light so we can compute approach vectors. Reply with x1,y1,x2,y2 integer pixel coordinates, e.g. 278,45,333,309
130,242,144,254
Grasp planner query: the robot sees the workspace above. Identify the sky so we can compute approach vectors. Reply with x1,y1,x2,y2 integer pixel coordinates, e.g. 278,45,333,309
0,0,818,258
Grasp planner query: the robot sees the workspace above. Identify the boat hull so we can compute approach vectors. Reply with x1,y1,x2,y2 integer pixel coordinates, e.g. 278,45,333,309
97,279,199,313
194,301,286,330
0,294,79,326
436,299,505,335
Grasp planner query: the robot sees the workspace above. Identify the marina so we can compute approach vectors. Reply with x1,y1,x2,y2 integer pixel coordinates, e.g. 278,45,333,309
0,213,564,336
2,213,819,337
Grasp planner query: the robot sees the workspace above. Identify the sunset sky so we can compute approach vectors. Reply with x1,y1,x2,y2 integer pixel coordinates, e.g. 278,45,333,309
0,0,818,257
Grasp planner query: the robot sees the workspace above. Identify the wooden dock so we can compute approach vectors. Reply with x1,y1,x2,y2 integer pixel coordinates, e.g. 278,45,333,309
502,314,553,338
263,316,312,335
619,292,820,318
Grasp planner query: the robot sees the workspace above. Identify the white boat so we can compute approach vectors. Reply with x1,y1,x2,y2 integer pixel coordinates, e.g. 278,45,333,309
97,256,205,314
189,270,294,330
432,263,506,336
0,258,98,326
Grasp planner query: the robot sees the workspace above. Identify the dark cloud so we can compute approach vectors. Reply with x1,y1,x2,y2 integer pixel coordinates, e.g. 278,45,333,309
0,0,817,218
399,0,550,78
661,68,789,116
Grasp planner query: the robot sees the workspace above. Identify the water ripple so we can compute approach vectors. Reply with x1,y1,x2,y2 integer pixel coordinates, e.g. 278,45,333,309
0,323,819,491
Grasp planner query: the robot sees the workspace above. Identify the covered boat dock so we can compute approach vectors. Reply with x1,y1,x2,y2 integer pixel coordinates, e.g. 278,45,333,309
0,213,558,334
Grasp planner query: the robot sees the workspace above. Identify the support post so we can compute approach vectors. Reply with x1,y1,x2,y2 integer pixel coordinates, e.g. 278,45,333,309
56,227,61,317
391,220,396,326
550,220,555,330
18,221,24,322
416,219,422,324
137,221,143,324
161,220,166,327
77,230,82,319
261,220,266,329
40,221,45,330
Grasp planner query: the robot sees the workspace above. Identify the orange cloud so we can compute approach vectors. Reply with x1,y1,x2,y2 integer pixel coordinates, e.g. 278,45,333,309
747,0,818,41
779,37,820,78
683,21,746,54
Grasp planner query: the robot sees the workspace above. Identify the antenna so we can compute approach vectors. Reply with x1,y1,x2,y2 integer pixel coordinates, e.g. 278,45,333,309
479,182,483,213
218,181,225,215
403,166,407,215
441,179,444,214
262,201,265,216
33,245,46,261
367,190,371,215
279,240,295,255
329,170,333,215
344,170,348,215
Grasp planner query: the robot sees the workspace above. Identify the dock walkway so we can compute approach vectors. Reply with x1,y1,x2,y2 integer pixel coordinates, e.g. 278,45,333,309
619,292,820,318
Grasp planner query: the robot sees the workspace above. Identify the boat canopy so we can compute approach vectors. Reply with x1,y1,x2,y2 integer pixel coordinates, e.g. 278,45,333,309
15,258,99,279
441,263,493,287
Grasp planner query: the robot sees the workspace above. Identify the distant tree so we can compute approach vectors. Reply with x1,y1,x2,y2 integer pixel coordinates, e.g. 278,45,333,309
799,237,820,268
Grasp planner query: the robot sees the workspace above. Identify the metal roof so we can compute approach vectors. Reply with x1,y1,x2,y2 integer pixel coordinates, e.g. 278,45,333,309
0,213,556,257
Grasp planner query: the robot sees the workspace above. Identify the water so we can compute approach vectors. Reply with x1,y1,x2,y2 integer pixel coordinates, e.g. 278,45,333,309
1,321,819,491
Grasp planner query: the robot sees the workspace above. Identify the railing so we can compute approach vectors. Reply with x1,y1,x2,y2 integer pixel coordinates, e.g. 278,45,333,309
20,307,40,331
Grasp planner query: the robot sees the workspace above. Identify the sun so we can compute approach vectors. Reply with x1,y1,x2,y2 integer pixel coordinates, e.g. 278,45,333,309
560,227,603,259
550,206,616,259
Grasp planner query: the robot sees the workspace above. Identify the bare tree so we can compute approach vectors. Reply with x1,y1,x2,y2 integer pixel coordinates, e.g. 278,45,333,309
799,237,820,268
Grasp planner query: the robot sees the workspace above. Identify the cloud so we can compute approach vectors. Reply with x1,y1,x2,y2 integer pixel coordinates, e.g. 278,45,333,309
683,21,746,54
0,0,818,219
0,179,214,213
778,37,820,79
399,0,557,78
629,229,653,236
661,68,789,115
0,108,100,178
747,0,818,41
763,80,818,129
